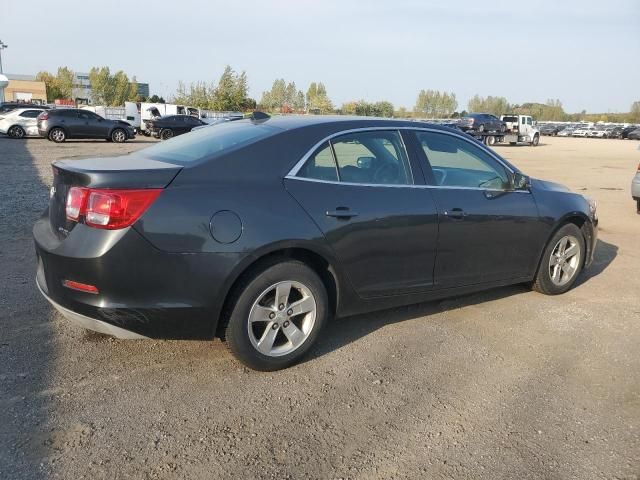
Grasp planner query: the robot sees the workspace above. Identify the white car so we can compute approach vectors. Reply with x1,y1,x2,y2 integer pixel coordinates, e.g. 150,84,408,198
557,128,575,137
590,128,609,138
573,127,595,137
0,107,47,138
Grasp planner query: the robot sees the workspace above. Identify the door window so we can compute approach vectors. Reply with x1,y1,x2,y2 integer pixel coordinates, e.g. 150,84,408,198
416,131,510,190
298,131,412,185
19,110,42,118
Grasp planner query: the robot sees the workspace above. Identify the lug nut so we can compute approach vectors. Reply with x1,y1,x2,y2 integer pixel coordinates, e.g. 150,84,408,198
287,309,293,316
279,304,285,310
283,321,290,328
269,312,275,319
272,323,279,330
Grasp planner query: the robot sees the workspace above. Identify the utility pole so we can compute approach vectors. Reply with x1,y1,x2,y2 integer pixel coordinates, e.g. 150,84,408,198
0,40,7,74
0,40,7,103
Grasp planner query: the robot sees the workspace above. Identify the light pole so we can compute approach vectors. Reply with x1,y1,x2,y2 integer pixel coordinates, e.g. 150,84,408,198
0,40,7,103
0,40,7,74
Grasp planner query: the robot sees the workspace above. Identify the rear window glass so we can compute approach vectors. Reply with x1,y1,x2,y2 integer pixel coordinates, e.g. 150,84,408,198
502,116,518,122
138,120,278,164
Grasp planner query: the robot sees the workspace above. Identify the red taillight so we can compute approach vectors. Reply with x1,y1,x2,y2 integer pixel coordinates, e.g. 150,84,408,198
65,187,161,229
38,111,49,120
62,279,99,294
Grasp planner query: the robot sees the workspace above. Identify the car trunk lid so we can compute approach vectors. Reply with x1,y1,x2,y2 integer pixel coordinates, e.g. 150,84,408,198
49,155,182,239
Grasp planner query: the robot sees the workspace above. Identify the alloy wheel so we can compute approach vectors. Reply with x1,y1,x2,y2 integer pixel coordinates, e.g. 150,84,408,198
112,129,126,143
548,235,581,286
50,129,65,142
9,126,25,139
247,281,316,357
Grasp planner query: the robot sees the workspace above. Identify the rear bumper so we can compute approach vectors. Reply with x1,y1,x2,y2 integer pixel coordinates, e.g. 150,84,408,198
33,213,238,340
37,279,148,339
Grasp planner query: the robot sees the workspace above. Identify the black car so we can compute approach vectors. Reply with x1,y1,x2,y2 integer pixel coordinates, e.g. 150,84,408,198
145,114,206,140
33,116,598,370
628,128,640,140
458,113,506,133
622,126,640,139
0,102,50,114
540,124,564,136
37,109,136,143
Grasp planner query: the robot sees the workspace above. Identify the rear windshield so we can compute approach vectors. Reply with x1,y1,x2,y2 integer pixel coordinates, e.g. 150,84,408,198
502,116,518,122
138,120,278,164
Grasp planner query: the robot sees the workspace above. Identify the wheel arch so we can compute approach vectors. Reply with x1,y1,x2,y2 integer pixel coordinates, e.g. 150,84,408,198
534,212,593,278
215,243,340,338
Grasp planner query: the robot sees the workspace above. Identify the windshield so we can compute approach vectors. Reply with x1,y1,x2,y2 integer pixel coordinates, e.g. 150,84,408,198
138,120,279,164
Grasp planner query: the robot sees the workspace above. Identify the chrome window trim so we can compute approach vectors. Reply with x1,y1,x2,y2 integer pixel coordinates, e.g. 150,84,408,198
285,126,531,193
288,126,517,179
284,174,531,193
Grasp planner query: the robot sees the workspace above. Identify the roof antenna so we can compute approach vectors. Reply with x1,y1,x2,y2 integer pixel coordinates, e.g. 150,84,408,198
250,111,270,122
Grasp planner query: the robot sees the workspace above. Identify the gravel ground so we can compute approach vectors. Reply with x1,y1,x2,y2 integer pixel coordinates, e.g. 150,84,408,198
0,135,638,480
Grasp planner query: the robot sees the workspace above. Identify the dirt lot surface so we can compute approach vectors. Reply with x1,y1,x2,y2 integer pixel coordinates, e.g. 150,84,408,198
1,135,639,480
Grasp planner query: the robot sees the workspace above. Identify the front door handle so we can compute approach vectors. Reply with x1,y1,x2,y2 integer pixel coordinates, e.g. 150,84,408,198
445,208,466,220
326,207,359,219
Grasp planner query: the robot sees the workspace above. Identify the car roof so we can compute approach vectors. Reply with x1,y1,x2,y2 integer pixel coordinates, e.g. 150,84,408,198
238,115,457,133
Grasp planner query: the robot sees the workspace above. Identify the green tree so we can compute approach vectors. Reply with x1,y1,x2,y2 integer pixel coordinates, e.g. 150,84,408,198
306,82,333,114
467,95,510,117
36,67,75,101
414,90,457,118
210,65,252,111
630,101,640,123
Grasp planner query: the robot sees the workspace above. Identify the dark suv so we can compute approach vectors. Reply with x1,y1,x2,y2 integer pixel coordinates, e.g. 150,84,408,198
459,113,506,133
37,109,136,143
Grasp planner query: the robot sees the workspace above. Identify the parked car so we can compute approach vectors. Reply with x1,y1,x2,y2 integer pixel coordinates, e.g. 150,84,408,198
572,127,595,137
145,114,207,140
589,127,610,138
633,162,640,213
0,102,50,114
557,127,575,137
458,113,506,133
0,107,48,138
622,126,640,139
37,109,136,143
628,129,640,140
33,117,598,371
606,126,624,139
540,124,564,136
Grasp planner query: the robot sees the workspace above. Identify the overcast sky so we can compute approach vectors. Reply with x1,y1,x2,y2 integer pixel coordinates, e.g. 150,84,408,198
2,0,638,112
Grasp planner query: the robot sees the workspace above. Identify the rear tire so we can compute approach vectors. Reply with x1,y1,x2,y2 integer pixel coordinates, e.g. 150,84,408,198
486,135,496,146
160,129,173,141
532,223,585,295
477,124,485,133
222,260,328,371
49,128,66,143
111,128,127,143
8,125,26,139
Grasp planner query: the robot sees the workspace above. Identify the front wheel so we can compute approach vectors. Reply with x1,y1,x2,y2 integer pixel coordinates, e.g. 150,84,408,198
8,125,26,139
111,128,127,143
531,134,540,146
222,260,328,371
160,129,173,141
532,223,585,295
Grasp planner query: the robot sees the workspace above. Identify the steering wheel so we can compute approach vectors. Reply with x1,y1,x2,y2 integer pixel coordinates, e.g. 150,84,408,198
373,162,399,184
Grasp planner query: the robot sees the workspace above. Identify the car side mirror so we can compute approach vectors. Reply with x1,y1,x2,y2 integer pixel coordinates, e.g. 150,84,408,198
512,172,531,190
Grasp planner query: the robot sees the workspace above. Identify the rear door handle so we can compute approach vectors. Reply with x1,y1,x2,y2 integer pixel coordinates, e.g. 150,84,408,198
326,207,359,219
445,208,466,220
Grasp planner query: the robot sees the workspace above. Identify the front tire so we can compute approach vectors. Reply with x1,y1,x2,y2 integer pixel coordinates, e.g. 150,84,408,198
532,223,585,295
532,134,540,146
8,125,26,139
222,260,328,371
111,128,127,143
49,127,66,143
160,129,173,141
